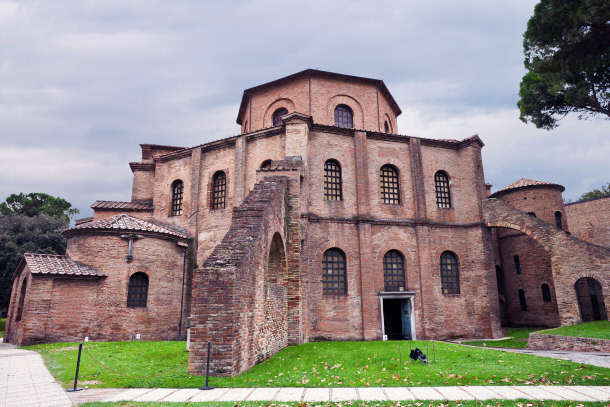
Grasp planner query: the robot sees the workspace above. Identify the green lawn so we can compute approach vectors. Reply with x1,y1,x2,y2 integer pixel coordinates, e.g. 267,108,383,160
540,320,610,340
463,328,538,349
79,402,610,407
23,340,610,389
0,318,5,338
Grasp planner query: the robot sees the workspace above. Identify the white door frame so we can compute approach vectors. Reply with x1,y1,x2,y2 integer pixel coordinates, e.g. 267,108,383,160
379,291,416,340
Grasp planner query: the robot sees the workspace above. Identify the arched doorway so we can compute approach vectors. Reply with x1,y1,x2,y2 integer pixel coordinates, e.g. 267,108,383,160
575,278,607,322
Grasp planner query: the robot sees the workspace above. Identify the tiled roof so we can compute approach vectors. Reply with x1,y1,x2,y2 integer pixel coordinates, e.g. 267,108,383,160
91,201,153,211
23,253,105,277
493,178,565,195
68,214,188,239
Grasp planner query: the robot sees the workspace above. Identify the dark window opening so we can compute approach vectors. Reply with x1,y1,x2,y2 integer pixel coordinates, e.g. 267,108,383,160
272,107,289,126
440,251,460,294
434,171,451,208
334,104,353,128
513,255,521,274
16,279,27,322
495,265,504,294
384,121,390,133
322,248,346,295
555,211,562,229
260,160,272,170
380,165,400,204
324,160,343,201
212,171,226,209
127,272,149,308
519,289,527,311
541,284,551,302
383,250,405,291
575,277,607,321
527,212,536,217
171,180,184,216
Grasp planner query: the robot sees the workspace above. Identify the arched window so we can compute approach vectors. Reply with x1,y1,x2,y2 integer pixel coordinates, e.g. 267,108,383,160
440,251,459,294
324,160,342,201
495,265,504,294
383,250,405,291
384,121,390,133
541,284,551,302
527,212,536,217
513,255,521,274
555,211,562,229
212,171,226,210
434,171,451,208
334,104,353,128
519,289,527,311
16,279,27,322
272,107,289,126
170,180,184,216
322,248,346,295
127,272,149,308
243,120,248,133
575,277,607,321
260,159,272,170
380,165,400,204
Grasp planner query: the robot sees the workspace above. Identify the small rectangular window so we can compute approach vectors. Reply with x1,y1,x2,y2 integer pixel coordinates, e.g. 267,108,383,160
519,289,527,311
513,255,521,274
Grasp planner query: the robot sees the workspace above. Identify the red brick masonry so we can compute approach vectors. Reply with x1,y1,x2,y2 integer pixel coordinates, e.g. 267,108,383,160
527,332,610,352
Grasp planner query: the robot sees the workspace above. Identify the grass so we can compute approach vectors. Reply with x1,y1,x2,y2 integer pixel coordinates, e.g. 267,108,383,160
0,318,5,338
78,402,610,407
540,321,610,340
463,328,538,349
23,340,610,389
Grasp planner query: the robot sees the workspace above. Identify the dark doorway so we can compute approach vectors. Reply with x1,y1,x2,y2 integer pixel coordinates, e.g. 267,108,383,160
575,278,607,322
383,298,412,340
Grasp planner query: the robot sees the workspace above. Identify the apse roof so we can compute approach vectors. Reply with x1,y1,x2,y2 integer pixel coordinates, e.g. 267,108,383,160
65,213,188,239
18,253,105,278
491,178,565,197
91,200,153,211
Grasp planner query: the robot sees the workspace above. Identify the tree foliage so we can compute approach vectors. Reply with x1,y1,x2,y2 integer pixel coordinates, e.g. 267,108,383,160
0,193,76,308
517,0,610,129
580,182,610,200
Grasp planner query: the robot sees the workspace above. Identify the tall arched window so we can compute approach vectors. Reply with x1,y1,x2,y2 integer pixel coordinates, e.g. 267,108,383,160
384,121,390,133
334,104,353,128
324,160,342,201
383,250,405,291
243,120,248,133
440,251,459,294
16,279,27,322
380,165,400,204
212,171,226,209
555,211,562,229
171,180,184,216
272,107,289,126
127,272,149,308
322,248,346,295
519,289,527,311
513,255,521,274
541,284,551,302
434,171,451,208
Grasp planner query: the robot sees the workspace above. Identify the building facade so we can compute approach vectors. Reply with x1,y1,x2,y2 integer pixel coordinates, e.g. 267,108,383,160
5,70,610,376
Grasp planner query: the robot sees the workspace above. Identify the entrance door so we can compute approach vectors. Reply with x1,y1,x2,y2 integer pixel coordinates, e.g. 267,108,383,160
383,298,412,340
575,277,607,321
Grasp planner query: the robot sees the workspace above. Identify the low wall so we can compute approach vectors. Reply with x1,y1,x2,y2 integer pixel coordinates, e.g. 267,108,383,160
527,332,610,352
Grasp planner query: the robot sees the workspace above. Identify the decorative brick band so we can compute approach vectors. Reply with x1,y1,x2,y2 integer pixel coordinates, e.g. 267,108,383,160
527,332,610,352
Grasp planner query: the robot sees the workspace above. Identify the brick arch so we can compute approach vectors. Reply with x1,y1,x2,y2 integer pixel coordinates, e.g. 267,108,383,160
326,94,365,129
483,198,610,326
263,98,296,128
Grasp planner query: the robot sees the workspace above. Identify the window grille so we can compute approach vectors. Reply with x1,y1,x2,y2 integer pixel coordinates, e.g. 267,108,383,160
322,248,346,295
171,180,183,216
513,255,521,274
212,171,226,209
383,250,405,291
440,251,460,294
334,104,353,128
272,108,288,126
127,272,149,308
380,165,400,204
541,284,551,302
324,160,343,201
555,211,562,229
519,289,527,311
434,171,451,208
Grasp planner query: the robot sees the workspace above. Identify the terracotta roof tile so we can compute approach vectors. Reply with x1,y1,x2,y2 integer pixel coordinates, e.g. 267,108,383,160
68,214,188,239
23,253,105,277
493,178,565,196
91,201,153,211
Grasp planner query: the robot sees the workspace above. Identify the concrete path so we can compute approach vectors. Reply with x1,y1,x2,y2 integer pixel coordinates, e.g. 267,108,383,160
482,346,610,368
0,342,72,407
67,385,610,403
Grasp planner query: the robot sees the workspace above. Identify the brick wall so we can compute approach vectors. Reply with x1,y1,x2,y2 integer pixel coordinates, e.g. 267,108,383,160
566,196,610,247
527,332,610,352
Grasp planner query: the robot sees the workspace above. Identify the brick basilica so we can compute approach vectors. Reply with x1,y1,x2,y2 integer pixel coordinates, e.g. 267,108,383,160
5,70,610,376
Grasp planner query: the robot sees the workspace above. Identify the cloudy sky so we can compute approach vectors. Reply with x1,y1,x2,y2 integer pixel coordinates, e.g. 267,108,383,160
1,0,608,218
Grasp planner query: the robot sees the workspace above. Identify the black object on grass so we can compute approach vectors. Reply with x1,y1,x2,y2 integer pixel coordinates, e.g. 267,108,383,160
409,347,428,364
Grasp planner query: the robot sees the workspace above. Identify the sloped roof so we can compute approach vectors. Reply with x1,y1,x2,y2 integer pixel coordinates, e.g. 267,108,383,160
491,178,565,197
21,253,105,278
66,214,188,239
91,200,153,211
